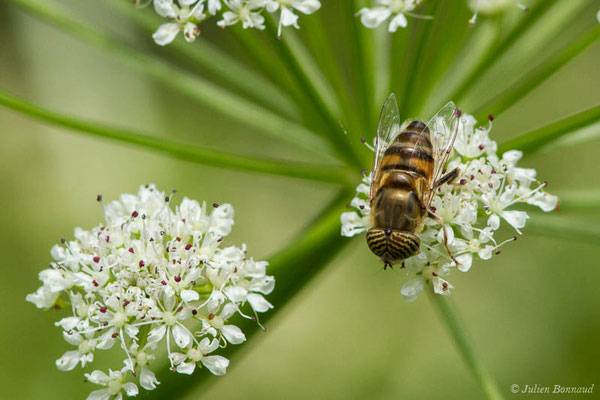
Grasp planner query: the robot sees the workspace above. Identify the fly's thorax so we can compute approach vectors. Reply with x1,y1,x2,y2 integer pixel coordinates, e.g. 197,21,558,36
366,228,421,264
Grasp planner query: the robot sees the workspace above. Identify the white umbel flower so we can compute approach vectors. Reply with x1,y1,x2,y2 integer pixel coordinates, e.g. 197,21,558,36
217,0,268,29
341,113,558,301
357,0,424,32
151,0,206,45
27,184,274,397
266,0,321,37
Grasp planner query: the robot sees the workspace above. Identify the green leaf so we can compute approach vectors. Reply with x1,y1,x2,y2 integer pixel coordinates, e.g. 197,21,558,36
142,189,355,400
429,292,504,400
0,90,354,185
498,105,600,155
7,0,332,157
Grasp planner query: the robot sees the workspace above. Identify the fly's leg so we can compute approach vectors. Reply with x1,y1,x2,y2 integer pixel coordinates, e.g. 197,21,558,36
434,168,460,190
427,211,461,267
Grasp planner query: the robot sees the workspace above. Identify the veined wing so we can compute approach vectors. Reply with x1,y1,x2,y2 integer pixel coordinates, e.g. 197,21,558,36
370,93,401,202
422,101,460,207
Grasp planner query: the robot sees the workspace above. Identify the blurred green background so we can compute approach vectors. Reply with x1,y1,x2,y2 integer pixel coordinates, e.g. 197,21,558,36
1,1,599,399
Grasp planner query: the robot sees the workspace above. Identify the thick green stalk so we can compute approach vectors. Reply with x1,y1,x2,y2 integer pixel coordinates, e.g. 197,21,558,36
475,26,600,120
7,0,331,157
429,292,504,400
0,91,354,185
498,105,600,155
104,0,300,120
143,189,354,399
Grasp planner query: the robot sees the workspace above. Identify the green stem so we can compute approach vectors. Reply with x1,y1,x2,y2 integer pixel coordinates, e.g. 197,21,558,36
547,190,600,211
526,215,600,245
397,1,440,118
7,0,331,157
347,0,375,137
143,189,355,399
449,0,554,103
104,0,300,121
302,11,364,144
474,26,600,120
264,19,363,167
0,90,354,185
498,105,600,155
428,292,504,400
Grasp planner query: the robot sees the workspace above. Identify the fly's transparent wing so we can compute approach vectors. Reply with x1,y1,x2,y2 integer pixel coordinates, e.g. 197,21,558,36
370,93,401,201
423,101,459,206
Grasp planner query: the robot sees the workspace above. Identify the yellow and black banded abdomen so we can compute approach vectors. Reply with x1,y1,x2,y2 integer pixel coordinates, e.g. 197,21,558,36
366,228,420,261
379,120,434,180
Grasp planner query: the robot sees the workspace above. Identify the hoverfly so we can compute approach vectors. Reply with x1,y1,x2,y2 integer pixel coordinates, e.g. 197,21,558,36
366,93,461,269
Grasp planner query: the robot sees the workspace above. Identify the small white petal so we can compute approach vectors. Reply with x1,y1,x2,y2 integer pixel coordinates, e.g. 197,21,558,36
247,293,273,312
456,254,473,272
56,350,82,371
502,210,529,232
201,355,229,375
221,325,246,344
85,370,110,385
358,7,391,29
172,324,193,348
140,367,160,390
147,325,167,344
400,277,424,302
488,214,500,230
153,0,178,18
388,13,408,32
87,389,111,400
176,361,196,375
180,289,200,302
280,7,299,28
123,382,139,397
291,0,321,14
152,23,180,46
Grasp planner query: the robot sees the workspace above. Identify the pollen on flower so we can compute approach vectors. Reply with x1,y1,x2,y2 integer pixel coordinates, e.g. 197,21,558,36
340,111,558,302
26,184,274,397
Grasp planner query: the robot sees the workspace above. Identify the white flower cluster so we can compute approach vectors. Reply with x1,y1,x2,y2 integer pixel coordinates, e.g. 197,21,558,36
357,0,426,32
149,0,321,45
341,114,558,301
27,184,274,399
